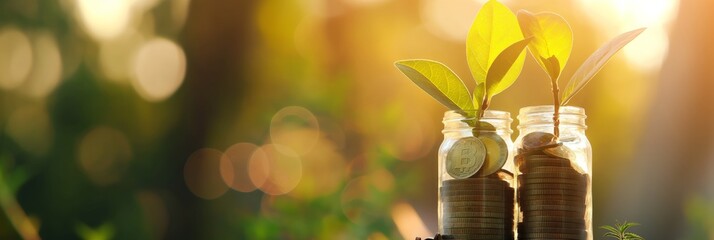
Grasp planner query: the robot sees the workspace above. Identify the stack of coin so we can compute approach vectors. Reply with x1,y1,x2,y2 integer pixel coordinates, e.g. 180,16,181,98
516,152,589,240
441,175,515,240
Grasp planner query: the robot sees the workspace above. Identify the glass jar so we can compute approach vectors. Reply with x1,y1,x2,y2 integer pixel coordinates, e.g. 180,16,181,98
438,110,516,239
514,106,592,240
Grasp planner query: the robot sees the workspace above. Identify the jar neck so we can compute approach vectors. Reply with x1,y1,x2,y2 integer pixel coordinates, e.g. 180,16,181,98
442,110,513,134
517,105,587,131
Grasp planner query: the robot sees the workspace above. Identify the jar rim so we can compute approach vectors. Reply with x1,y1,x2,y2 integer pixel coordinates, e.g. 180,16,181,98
518,105,585,116
443,109,511,121
517,105,587,129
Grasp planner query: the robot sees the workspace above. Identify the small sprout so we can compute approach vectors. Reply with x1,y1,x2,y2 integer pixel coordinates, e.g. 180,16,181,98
601,221,645,240
396,0,529,120
517,10,645,137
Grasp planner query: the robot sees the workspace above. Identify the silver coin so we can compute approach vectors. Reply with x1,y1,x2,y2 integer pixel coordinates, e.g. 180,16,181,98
446,137,486,179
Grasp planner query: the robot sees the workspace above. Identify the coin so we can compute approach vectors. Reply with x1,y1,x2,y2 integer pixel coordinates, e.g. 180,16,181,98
526,210,584,217
518,221,585,230
519,221,584,229
442,195,509,202
518,199,584,207
525,166,583,174
518,172,585,180
444,211,511,219
543,144,575,160
522,132,556,150
518,159,573,171
518,177,587,185
521,205,586,213
442,201,507,208
441,234,512,240
443,206,508,213
446,137,486,179
523,215,586,224
443,217,507,224
518,232,587,239
491,169,515,181
519,195,586,203
442,182,508,191
444,178,509,184
441,189,507,197
475,133,509,177
444,228,509,235
519,227,587,235
444,222,506,229
474,121,497,131
520,183,586,191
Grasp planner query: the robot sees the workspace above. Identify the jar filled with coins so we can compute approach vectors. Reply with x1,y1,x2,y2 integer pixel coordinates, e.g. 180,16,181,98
438,110,516,239
514,106,592,240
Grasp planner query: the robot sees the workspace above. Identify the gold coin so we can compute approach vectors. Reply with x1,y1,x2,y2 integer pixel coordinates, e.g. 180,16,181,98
543,144,575,160
476,133,509,177
522,132,556,150
446,137,486,179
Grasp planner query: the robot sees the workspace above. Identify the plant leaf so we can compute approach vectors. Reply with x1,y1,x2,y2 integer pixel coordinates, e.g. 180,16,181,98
473,83,485,110
603,232,619,239
517,10,572,81
600,225,619,234
466,0,523,87
395,59,474,111
620,221,637,232
560,28,646,105
485,37,532,99
624,232,644,240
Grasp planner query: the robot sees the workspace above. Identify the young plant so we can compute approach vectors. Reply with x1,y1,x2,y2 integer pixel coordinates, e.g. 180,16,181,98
601,221,645,240
395,0,531,120
517,10,645,137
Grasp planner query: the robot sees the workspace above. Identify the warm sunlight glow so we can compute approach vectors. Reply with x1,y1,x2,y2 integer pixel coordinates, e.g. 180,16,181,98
23,32,63,98
420,0,482,42
131,37,186,102
269,106,320,155
391,202,432,239
78,127,133,186
221,142,259,192
77,0,132,40
0,27,32,90
100,31,143,83
6,107,53,156
184,148,230,200
577,0,679,71
250,144,303,196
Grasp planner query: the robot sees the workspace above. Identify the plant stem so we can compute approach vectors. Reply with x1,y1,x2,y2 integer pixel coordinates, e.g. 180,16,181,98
0,170,41,240
479,98,490,119
551,77,560,138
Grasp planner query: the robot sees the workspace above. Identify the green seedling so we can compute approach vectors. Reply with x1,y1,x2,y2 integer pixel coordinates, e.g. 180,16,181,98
517,10,644,137
395,0,531,120
601,221,645,240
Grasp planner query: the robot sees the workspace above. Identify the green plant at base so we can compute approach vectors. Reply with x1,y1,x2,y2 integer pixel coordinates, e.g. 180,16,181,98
395,0,530,121
601,221,645,240
517,10,645,138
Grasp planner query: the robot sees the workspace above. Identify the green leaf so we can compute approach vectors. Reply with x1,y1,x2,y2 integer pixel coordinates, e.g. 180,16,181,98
620,221,638,232
395,59,474,111
466,0,524,87
517,10,573,81
600,225,618,233
484,37,532,99
473,83,485,110
560,28,646,105
603,232,619,239
624,232,644,240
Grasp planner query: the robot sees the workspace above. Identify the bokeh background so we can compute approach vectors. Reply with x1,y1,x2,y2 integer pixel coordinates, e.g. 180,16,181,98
1,0,713,239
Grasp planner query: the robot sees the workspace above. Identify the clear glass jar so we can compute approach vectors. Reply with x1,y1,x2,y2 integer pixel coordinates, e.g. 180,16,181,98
438,110,516,239
514,105,592,240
